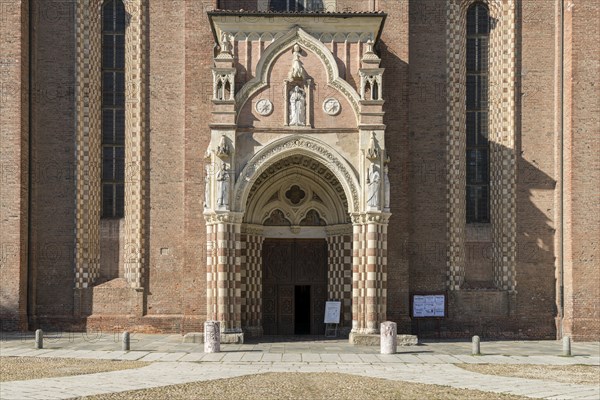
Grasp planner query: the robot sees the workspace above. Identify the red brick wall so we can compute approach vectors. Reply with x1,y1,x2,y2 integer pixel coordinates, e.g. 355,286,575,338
563,0,600,341
0,0,29,331
27,1,78,328
1,0,596,339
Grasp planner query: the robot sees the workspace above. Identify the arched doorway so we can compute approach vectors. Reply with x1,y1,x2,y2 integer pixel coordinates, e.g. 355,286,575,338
205,19,390,342
241,154,352,336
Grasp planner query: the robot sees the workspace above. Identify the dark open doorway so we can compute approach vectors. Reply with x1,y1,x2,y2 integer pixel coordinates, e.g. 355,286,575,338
294,285,311,334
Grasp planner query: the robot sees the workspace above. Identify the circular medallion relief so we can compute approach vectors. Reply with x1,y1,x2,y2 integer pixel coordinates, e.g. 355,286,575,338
323,98,341,116
255,99,273,116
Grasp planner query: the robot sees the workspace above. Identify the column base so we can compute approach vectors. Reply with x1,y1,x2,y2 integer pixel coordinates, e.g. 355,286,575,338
182,332,244,344
349,332,419,346
243,326,263,338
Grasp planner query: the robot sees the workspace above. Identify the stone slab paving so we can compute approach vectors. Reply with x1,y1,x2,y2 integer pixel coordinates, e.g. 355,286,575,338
1,334,599,399
1,361,598,400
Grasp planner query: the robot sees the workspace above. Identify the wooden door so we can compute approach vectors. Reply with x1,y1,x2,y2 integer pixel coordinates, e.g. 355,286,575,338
262,239,327,335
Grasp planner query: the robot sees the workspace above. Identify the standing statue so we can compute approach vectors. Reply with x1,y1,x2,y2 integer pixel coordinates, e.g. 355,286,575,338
204,164,211,209
220,32,232,54
289,86,306,126
290,44,305,80
216,162,229,208
384,164,391,210
367,164,380,209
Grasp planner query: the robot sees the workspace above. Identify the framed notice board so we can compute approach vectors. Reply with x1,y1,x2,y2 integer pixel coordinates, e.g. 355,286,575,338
324,301,341,324
410,293,447,318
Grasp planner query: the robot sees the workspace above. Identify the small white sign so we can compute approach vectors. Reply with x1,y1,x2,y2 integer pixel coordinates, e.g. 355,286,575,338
413,295,445,318
324,301,341,324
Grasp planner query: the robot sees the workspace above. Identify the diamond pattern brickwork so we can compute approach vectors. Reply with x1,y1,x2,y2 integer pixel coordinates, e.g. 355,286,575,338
241,232,263,328
75,1,147,289
327,233,352,326
75,0,102,288
445,0,517,292
123,0,147,289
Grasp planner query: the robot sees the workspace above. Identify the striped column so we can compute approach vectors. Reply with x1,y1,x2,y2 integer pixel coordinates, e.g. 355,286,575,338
352,218,363,332
351,213,390,334
365,221,379,333
206,214,242,333
206,223,218,321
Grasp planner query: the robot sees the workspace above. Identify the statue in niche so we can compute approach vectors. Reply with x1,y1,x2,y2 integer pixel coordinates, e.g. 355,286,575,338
290,44,305,80
384,164,391,210
203,164,211,209
289,86,306,126
216,162,229,208
220,32,232,54
367,163,380,209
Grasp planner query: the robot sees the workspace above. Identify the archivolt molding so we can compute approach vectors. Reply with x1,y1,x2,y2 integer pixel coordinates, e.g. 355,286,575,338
245,162,349,225
235,26,361,123
234,136,360,214
247,158,348,212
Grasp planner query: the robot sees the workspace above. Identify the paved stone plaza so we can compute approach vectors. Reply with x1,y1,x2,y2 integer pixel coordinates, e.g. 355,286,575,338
1,333,598,399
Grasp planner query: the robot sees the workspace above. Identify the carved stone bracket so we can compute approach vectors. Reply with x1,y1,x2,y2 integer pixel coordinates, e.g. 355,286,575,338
216,135,231,159
204,212,244,225
366,131,380,161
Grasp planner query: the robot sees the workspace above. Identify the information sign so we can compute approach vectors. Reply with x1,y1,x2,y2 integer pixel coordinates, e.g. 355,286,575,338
412,294,445,318
324,301,341,324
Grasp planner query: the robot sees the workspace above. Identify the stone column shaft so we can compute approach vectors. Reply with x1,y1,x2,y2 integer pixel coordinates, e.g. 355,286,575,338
209,219,242,333
352,214,389,334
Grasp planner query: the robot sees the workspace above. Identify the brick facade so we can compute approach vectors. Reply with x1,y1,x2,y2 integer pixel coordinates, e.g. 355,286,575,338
1,0,598,341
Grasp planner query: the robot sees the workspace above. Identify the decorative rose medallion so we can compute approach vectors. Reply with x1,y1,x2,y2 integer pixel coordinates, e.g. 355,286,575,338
323,98,341,115
256,99,273,116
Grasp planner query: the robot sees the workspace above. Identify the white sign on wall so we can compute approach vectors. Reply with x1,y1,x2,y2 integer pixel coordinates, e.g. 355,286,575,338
412,295,445,318
324,301,341,324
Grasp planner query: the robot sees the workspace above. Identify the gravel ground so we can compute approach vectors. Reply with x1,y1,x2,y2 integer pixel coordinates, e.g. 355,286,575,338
0,357,149,382
457,364,600,385
82,372,526,400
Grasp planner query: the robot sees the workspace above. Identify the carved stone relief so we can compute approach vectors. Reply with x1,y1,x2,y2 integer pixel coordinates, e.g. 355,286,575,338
323,98,341,115
255,99,273,116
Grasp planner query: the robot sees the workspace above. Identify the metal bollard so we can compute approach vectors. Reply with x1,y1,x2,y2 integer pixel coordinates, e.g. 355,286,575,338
562,335,571,356
122,331,130,351
35,329,43,350
472,335,481,355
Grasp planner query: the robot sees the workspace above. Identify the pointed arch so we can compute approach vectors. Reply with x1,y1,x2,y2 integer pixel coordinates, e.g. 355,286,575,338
235,26,361,123
233,136,360,214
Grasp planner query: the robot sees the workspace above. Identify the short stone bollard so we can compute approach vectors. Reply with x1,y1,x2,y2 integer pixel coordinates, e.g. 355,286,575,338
35,329,43,350
204,320,221,353
562,335,571,356
472,335,481,355
380,321,397,354
122,331,130,351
